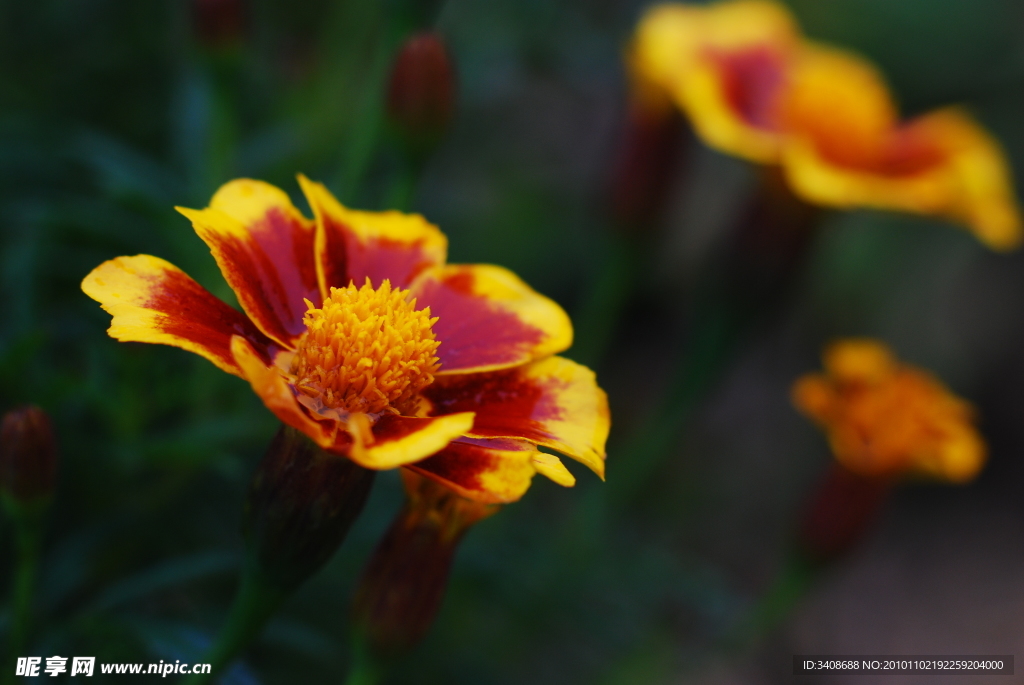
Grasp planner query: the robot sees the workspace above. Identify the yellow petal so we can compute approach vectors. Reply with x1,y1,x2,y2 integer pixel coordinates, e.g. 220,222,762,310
532,453,577,487
176,179,319,346
411,264,573,375
81,254,277,377
347,412,476,470
297,174,448,295
423,356,609,479
406,437,542,504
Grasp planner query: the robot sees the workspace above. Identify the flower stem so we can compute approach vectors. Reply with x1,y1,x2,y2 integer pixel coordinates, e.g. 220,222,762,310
342,637,382,685
180,568,286,685
3,511,41,685
725,553,817,650
609,301,740,509
569,233,642,369
386,158,420,213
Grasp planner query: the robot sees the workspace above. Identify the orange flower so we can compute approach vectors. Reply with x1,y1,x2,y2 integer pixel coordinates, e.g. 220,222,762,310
631,0,799,162
630,1,1022,249
82,177,609,504
792,339,985,483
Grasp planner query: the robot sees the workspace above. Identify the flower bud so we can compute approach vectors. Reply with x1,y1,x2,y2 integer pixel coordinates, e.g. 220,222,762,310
192,0,246,50
608,92,685,233
243,426,376,592
797,462,891,565
724,167,820,313
386,32,457,161
353,472,497,655
0,406,58,507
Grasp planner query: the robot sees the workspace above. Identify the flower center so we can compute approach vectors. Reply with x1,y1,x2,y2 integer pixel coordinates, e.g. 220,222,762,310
290,279,440,415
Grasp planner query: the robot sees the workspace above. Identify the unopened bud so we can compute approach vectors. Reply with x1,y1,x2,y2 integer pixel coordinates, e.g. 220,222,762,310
353,472,497,655
797,462,891,564
243,426,376,592
386,32,457,160
724,167,820,314
192,0,246,50
0,406,58,507
609,98,684,233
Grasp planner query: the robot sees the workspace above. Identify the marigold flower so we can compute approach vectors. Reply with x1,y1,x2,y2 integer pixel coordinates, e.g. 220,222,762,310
631,0,799,163
630,1,1022,249
792,339,985,483
82,177,609,503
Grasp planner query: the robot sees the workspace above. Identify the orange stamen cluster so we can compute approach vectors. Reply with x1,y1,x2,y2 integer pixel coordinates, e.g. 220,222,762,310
291,279,440,415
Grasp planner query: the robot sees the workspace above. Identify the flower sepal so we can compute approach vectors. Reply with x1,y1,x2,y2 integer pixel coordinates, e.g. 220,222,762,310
352,471,497,656
796,461,892,565
243,425,377,593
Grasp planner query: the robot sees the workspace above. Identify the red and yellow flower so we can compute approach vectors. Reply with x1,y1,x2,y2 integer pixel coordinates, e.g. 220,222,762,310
792,339,985,483
630,0,1022,249
82,177,609,503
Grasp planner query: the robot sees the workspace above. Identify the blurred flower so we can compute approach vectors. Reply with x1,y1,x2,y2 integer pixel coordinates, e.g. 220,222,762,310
0,406,58,508
630,1,1022,249
353,471,497,655
792,339,985,482
631,0,798,163
82,177,609,504
387,32,457,161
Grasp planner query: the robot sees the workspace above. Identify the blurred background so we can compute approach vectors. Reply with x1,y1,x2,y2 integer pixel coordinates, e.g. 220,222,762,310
3,0,1024,682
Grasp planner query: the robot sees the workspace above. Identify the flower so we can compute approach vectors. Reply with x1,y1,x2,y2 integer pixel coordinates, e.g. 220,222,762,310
631,0,799,163
82,177,609,503
630,1,1022,249
792,339,985,483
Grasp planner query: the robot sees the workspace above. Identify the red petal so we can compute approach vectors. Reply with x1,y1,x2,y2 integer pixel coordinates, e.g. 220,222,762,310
410,264,573,374
299,176,447,293
422,356,608,478
346,412,476,470
177,179,319,346
406,437,539,504
712,45,788,130
82,255,278,377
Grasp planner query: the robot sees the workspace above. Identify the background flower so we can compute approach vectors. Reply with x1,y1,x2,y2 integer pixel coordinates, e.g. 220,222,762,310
631,0,1023,248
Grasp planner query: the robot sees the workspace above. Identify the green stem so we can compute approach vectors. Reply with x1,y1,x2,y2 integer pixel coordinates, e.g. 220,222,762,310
4,512,40,685
181,568,286,685
332,19,397,206
569,233,641,369
342,635,381,685
386,158,420,213
609,302,740,509
726,553,817,650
